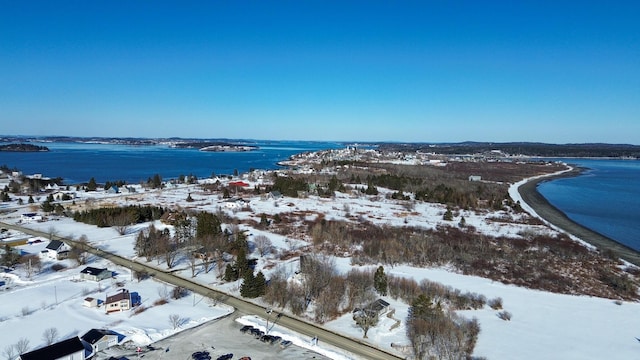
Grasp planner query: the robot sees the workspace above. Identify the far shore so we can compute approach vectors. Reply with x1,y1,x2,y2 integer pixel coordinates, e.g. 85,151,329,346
517,167,640,266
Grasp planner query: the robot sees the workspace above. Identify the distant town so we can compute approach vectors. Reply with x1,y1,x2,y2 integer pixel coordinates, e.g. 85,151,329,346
2,135,640,158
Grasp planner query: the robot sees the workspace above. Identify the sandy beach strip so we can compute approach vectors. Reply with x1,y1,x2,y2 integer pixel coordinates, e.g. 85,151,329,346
516,167,640,267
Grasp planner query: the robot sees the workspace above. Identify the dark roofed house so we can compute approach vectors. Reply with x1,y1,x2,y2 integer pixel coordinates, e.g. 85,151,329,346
79,267,112,282
81,329,121,353
105,289,132,313
353,298,391,317
44,240,71,260
370,298,390,314
20,336,86,360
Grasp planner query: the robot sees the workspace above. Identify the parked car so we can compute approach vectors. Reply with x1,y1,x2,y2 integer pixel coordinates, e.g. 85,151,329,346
239,325,253,333
216,354,233,360
192,351,211,360
280,340,292,348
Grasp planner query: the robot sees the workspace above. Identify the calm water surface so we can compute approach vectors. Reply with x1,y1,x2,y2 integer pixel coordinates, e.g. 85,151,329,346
0,140,342,184
537,159,640,251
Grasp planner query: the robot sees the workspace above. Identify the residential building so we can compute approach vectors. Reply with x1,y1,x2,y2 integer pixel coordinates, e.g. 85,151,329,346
105,289,132,313
20,336,86,360
43,240,71,260
79,267,112,282
81,329,121,353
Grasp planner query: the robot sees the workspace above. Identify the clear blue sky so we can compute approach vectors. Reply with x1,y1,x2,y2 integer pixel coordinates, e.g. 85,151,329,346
1,1,638,143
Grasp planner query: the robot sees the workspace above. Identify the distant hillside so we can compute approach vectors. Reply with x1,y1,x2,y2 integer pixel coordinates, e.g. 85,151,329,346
0,143,49,152
379,142,640,158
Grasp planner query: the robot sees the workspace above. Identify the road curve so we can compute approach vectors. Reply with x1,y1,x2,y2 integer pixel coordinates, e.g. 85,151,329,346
0,221,403,360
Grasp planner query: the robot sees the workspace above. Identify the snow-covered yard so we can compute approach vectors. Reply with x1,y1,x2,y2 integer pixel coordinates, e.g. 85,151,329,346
1,172,639,359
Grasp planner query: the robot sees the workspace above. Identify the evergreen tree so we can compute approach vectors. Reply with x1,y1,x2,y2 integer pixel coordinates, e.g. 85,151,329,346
195,212,222,240
236,247,250,278
152,173,162,189
224,263,238,282
259,213,270,228
28,195,34,204
273,213,281,223
240,270,257,298
41,199,55,213
254,271,267,297
87,177,97,191
328,175,340,192
373,266,388,296
443,207,453,221
365,182,379,195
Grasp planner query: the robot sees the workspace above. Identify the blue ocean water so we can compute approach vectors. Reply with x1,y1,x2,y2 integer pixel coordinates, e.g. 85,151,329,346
537,159,640,252
0,140,343,184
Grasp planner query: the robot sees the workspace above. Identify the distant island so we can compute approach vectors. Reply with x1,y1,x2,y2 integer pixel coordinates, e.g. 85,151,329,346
0,143,49,152
170,141,258,152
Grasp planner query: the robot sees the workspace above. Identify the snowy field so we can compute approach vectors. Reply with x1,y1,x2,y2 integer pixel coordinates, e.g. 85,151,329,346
1,171,639,359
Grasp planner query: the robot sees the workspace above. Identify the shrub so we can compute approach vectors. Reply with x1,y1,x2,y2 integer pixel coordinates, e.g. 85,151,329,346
172,286,188,300
488,297,503,310
50,263,67,272
497,310,512,321
153,298,168,306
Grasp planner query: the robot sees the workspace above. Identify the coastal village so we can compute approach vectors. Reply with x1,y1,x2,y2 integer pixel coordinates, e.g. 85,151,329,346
0,146,639,360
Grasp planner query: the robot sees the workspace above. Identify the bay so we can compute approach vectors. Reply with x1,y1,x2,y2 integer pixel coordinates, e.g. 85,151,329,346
537,159,640,252
0,140,343,184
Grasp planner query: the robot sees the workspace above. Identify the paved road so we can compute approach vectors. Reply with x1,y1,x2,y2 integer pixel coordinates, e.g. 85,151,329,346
1,221,402,360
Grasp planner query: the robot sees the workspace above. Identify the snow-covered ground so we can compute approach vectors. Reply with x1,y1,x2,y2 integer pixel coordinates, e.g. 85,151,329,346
1,172,639,359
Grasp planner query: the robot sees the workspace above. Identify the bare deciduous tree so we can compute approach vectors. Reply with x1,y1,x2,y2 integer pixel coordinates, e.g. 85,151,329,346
20,254,41,278
69,234,89,265
42,327,59,345
3,344,16,360
353,307,379,338
113,211,135,235
14,338,30,355
168,314,183,329
254,235,272,257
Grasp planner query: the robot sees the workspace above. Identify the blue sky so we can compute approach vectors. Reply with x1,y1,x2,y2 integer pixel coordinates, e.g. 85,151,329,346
1,1,639,143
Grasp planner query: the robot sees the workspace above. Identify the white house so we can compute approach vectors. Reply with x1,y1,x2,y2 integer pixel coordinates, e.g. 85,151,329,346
79,267,112,282
20,213,43,223
81,329,120,353
83,297,98,308
105,289,133,313
43,240,71,260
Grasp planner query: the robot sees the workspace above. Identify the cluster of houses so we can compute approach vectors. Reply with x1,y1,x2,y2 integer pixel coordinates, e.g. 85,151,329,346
17,265,140,359
19,328,126,360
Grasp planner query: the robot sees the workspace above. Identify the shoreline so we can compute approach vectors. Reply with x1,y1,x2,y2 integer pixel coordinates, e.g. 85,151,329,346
516,168,640,266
